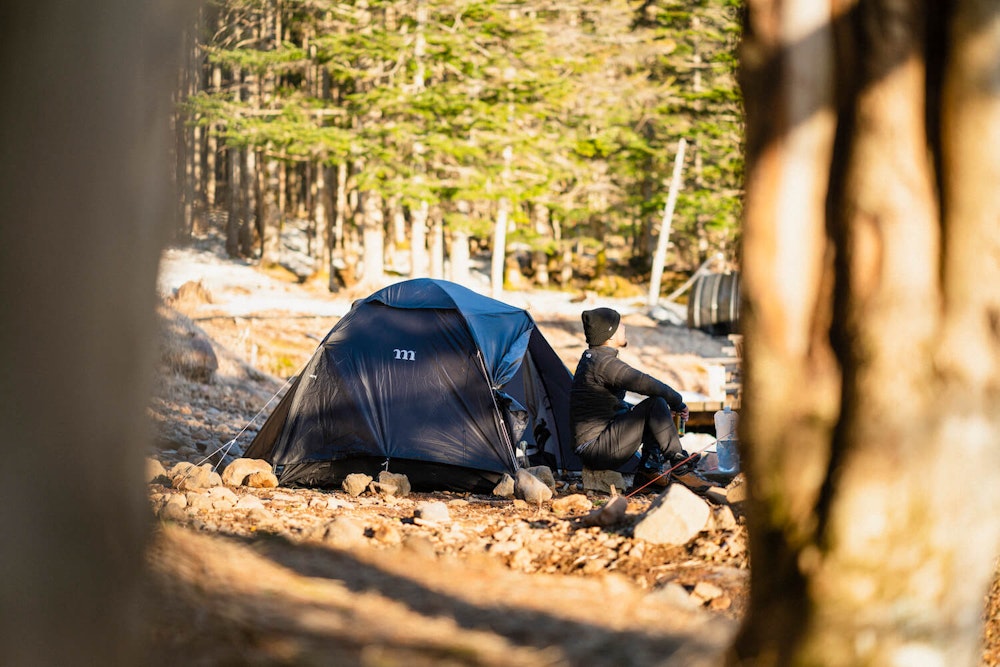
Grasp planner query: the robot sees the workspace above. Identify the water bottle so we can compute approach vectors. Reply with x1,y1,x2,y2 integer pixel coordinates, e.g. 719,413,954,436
714,406,740,474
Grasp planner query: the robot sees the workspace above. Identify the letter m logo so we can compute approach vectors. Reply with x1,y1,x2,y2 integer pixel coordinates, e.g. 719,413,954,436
393,349,416,361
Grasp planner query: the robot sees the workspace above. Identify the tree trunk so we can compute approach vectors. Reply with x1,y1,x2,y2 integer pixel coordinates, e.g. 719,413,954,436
0,2,189,665
259,152,281,262
360,189,385,285
225,146,241,257
238,147,256,256
430,211,444,279
491,197,509,298
731,2,1000,666
532,203,550,288
329,161,349,291
449,229,471,285
410,200,429,278
310,161,327,265
204,65,221,212
648,138,686,307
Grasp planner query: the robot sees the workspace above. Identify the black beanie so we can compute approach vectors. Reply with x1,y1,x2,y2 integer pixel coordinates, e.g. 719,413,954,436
582,307,621,346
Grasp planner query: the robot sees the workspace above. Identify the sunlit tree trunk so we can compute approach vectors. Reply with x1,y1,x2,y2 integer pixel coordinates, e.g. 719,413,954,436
449,229,471,285
732,2,1000,665
330,161,349,291
360,189,385,285
410,200,429,278
259,151,281,262
310,162,327,265
430,210,444,279
532,203,550,288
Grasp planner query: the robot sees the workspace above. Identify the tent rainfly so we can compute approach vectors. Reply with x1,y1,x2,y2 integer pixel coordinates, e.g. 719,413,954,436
243,278,585,492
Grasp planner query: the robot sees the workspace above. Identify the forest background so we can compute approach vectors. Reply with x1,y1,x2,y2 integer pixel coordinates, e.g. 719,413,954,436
174,0,744,296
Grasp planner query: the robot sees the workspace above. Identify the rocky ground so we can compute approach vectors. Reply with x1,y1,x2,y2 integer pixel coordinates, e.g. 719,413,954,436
145,235,1000,666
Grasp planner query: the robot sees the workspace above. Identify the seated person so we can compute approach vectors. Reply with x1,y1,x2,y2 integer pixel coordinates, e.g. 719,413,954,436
569,307,694,487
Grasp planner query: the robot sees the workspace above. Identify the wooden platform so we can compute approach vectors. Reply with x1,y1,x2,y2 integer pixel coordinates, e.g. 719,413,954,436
686,398,741,430
686,334,742,431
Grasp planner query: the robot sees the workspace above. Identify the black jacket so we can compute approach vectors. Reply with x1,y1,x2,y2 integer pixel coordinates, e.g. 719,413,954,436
569,345,686,446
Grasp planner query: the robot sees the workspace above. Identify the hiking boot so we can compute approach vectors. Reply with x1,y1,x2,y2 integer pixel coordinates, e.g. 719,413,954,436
667,450,699,475
671,469,713,493
631,467,669,492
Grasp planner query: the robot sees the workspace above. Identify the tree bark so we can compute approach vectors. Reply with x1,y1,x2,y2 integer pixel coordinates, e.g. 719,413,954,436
360,189,385,285
732,2,1000,665
226,146,241,257
410,200,429,278
259,152,281,261
491,197,510,298
430,211,444,279
0,2,188,664
532,203,551,288
449,228,471,285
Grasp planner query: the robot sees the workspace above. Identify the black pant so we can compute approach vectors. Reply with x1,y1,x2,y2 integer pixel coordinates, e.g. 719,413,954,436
577,396,683,470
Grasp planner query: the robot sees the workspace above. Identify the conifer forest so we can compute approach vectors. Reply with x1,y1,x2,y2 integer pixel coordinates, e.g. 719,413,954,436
174,0,743,293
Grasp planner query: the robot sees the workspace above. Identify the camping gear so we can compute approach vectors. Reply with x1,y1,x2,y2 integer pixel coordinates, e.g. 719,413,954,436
714,405,740,474
687,271,740,335
243,278,582,492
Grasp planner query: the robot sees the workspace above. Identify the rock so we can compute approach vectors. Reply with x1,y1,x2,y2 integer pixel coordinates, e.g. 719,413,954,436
582,468,628,495
172,279,214,306
235,495,265,510
632,484,711,546
648,583,702,612
526,465,556,490
206,486,237,509
158,494,188,521
342,473,373,497
161,327,218,382
372,523,402,545
222,458,275,487
403,535,437,559
170,462,220,491
247,506,276,524
709,595,733,611
690,581,724,604
580,495,628,527
319,516,366,547
551,494,594,515
514,469,552,505
245,471,278,488
414,500,450,525
326,497,353,510
510,548,534,570
493,473,515,498
186,493,214,512
581,557,611,574
376,471,411,497
726,474,748,514
146,458,167,483
713,505,738,531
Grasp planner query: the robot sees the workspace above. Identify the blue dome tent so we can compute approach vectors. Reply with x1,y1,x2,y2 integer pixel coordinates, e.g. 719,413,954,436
244,279,581,492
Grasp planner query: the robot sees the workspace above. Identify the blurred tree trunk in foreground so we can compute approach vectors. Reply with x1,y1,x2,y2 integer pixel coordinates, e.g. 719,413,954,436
0,1,190,665
734,1,1000,665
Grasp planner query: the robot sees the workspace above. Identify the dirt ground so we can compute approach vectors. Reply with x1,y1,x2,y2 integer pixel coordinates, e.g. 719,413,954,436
146,238,1000,666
